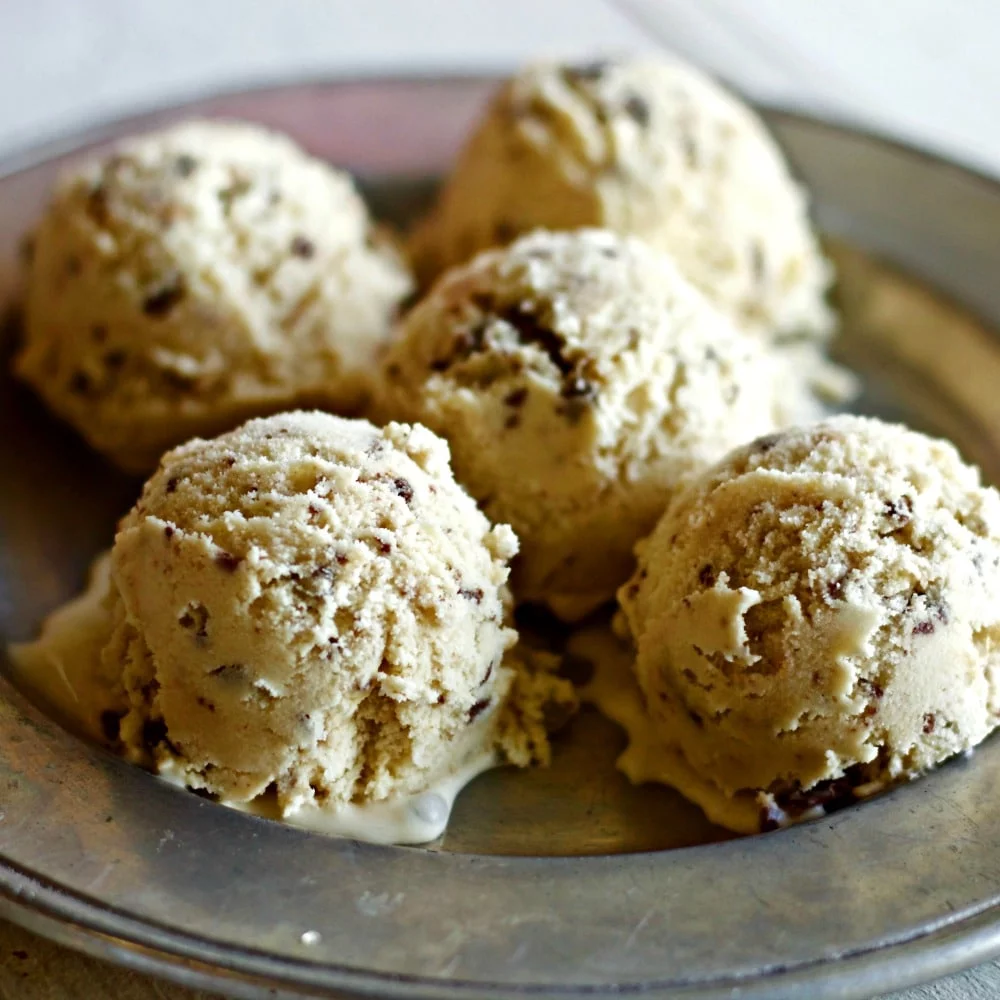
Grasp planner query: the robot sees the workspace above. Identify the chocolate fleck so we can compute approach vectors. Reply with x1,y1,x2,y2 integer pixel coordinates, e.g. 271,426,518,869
196,696,216,712
698,564,715,587
175,154,199,177
215,551,243,572
913,620,936,636
751,432,782,453
504,386,529,408
390,477,414,504
459,587,484,603
561,376,594,399
68,371,92,395
163,524,175,539
165,477,178,493
104,349,126,369
468,698,491,721
759,801,785,833
143,280,186,318
290,235,315,259
623,93,651,126
923,712,936,734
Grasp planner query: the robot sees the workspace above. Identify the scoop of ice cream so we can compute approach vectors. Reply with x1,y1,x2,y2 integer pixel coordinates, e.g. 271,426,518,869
15,120,412,472
617,416,1000,832
411,56,832,345
380,228,803,620
103,411,571,814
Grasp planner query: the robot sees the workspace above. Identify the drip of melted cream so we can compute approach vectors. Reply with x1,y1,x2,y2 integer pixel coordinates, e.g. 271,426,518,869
569,623,767,835
6,552,502,846
7,553,116,742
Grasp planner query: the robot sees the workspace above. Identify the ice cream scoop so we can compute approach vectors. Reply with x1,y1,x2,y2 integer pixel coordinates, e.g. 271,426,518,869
379,228,808,620
615,416,1000,832
15,120,412,472
411,55,833,347
97,411,573,836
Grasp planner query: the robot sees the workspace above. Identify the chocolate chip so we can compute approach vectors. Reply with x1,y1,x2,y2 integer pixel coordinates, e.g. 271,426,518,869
497,304,574,376
827,578,845,600
142,718,168,750
103,349,126,369
623,93,651,126
175,154,199,177
209,664,244,680
196,696,216,712
142,279,186,318
858,677,884,699
504,387,529,407
215,551,242,572
504,413,521,430
335,552,348,565
378,540,392,554
923,712,936,734
87,186,109,226
482,660,495,684
165,477,178,493
913,620,936,636
290,235,315,259
751,432,782,453
687,709,704,728
883,496,913,527
178,603,209,639
468,698,491,721
163,525,175,539
459,587,484,603
99,710,123,742
698,564,715,587
390,478,414,504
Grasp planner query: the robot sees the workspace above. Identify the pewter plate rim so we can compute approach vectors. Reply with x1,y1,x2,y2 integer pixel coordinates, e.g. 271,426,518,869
2,75,1000,1000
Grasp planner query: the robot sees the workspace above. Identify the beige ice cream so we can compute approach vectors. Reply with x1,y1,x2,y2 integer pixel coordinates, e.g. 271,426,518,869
615,416,1000,833
97,411,573,831
411,55,833,346
379,228,808,620
15,120,412,473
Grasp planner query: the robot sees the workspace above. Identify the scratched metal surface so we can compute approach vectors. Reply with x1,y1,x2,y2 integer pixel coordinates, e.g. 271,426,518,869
2,79,1000,999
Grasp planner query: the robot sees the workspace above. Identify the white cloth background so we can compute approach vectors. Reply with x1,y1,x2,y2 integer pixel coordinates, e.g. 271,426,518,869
1,0,999,177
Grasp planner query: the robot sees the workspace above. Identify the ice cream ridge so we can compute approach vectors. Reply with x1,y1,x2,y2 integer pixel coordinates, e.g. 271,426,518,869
379,228,816,622
22,412,575,844
15,120,412,472
609,416,1000,833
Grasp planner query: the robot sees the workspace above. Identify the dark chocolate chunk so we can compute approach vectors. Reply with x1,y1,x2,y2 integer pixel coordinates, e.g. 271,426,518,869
390,477,414,504
290,235,316,259
623,93,651,126
142,279,186,318
468,698,491,721
215,551,243,572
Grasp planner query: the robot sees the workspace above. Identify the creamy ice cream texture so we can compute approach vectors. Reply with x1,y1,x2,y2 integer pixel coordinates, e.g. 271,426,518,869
411,55,833,347
15,120,412,473
380,228,810,620
613,416,1000,833
12,412,575,843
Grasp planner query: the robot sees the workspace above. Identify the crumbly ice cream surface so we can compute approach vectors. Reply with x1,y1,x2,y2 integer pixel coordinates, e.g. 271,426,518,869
379,228,808,620
15,120,412,472
411,55,833,346
102,411,573,817
616,415,1000,832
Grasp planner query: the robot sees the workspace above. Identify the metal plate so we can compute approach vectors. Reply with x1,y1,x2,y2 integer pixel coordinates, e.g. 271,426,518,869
2,77,1000,1000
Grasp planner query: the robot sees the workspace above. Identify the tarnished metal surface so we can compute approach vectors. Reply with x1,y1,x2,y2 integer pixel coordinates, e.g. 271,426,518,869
1,78,1000,999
